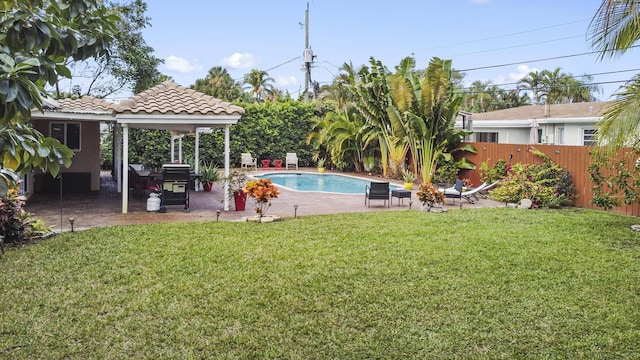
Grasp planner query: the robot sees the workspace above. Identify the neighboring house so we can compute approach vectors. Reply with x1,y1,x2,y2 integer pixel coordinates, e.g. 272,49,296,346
29,81,245,212
456,101,610,146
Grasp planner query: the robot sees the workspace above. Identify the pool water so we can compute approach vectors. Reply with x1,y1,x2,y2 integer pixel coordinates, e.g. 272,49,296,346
254,172,400,194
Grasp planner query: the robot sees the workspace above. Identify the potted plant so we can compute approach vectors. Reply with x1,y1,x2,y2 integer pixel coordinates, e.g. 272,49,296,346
244,178,280,220
401,168,417,190
317,157,326,174
199,161,221,192
225,169,248,211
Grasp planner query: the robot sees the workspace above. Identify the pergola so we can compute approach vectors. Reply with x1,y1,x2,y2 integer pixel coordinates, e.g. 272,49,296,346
113,81,244,213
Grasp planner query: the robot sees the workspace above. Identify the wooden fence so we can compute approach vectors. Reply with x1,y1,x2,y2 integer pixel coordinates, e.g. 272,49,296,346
458,142,640,217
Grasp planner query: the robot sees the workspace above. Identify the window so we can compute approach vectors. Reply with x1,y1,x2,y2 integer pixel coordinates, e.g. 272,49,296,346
556,127,564,145
475,132,498,143
51,122,81,151
537,129,543,144
583,128,597,146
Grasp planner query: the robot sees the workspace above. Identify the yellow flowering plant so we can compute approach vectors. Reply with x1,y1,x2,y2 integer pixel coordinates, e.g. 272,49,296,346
244,178,280,217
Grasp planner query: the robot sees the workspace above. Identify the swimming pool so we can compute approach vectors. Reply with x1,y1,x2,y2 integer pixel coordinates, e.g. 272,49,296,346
254,172,400,194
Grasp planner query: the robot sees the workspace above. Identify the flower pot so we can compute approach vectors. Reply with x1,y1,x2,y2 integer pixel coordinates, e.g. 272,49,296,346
233,190,247,211
202,182,213,192
317,167,325,174
404,182,413,190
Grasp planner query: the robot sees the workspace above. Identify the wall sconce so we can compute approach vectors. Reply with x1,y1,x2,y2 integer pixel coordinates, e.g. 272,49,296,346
516,148,521,152
555,149,560,154
294,204,299,218
216,210,221,222
69,217,75,232
482,146,487,150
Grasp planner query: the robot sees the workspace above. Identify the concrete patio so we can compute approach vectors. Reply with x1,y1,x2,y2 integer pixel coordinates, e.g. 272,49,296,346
24,169,503,232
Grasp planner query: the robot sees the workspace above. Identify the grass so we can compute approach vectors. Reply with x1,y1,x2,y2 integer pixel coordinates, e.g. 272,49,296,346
1,208,639,358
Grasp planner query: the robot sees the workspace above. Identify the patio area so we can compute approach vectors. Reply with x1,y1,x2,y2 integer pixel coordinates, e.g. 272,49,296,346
24,169,503,232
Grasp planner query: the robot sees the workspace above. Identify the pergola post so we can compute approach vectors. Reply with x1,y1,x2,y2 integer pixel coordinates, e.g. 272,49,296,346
224,124,230,211
121,124,129,214
114,124,122,193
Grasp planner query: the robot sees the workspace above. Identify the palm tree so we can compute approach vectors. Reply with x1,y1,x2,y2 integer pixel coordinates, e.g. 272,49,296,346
243,69,275,103
519,70,547,104
191,66,242,102
588,0,640,147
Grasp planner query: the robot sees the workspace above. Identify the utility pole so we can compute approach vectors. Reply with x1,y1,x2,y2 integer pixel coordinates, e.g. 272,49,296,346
303,2,312,103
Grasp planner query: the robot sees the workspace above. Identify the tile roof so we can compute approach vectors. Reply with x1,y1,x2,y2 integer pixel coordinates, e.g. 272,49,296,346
468,101,611,121
116,81,245,116
51,96,116,114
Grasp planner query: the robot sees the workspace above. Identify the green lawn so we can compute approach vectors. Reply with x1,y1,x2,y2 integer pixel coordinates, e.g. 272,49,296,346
1,208,639,358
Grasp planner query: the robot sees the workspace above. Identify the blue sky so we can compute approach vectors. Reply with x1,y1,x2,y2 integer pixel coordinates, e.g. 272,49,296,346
139,0,637,101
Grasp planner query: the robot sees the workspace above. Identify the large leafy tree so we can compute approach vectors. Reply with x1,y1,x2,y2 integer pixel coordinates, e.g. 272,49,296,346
55,0,163,98
192,66,243,102
348,57,406,177
0,0,118,194
386,57,467,183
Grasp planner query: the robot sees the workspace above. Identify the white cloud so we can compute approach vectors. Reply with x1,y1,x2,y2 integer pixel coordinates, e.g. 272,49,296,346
164,55,203,74
509,64,539,82
219,52,259,69
275,75,298,88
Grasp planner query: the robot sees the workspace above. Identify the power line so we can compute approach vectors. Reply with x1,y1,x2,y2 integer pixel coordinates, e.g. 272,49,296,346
458,45,640,72
232,56,302,82
444,35,584,58
413,18,589,53
459,68,640,90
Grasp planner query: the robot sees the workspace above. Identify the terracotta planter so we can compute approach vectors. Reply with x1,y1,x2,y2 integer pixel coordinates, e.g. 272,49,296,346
202,182,213,192
233,190,247,211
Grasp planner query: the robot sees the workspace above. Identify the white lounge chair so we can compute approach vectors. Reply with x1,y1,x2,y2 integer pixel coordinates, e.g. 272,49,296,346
285,152,298,170
241,153,257,170
478,179,501,199
444,181,489,208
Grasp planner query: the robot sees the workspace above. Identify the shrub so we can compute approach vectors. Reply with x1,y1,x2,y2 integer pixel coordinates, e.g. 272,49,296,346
490,148,575,208
433,161,459,185
479,158,508,184
416,183,444,211
0,187,51,245
589,148,640,210
244,178,280,217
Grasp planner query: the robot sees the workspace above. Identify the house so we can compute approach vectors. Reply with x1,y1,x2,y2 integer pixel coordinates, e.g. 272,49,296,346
456,101,610,146
29,81,245,212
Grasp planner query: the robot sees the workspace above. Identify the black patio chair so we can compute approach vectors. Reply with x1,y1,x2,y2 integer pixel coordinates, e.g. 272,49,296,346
365,181,390,208
443,179,464,208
